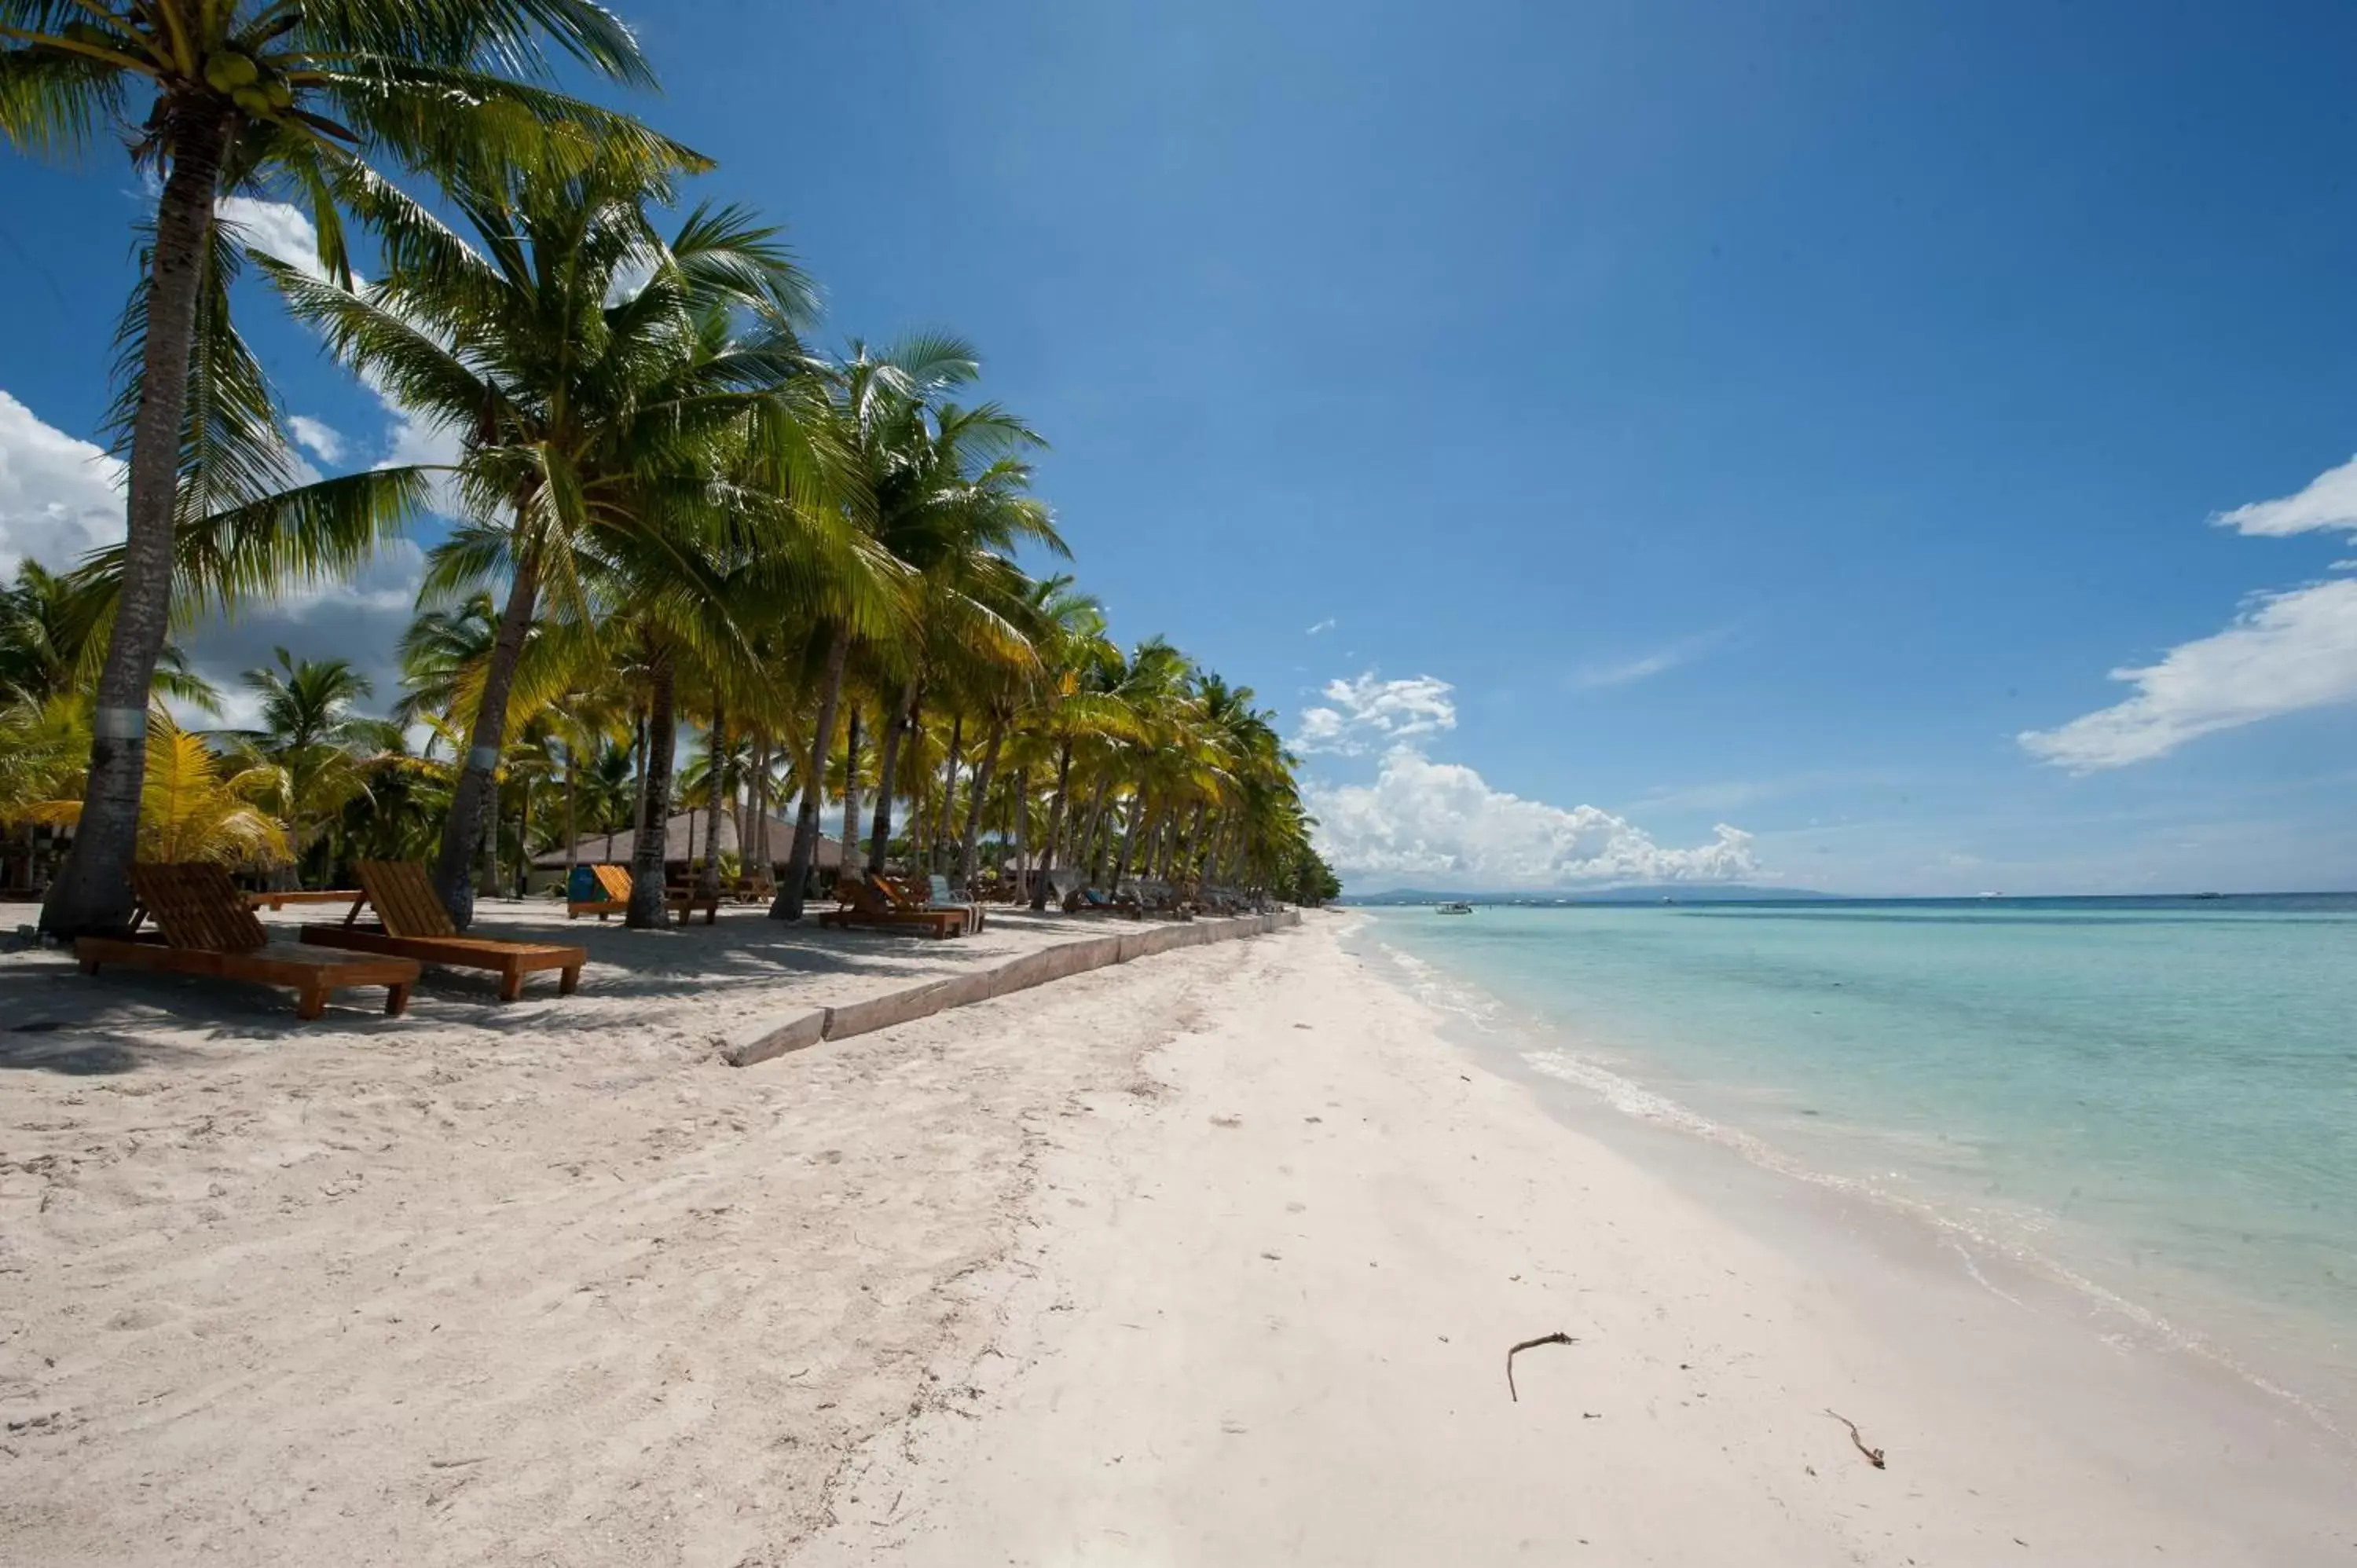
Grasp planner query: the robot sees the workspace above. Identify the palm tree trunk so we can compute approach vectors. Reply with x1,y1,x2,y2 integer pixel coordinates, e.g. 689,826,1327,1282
1028,740,1074,911
478,780,500,902
627,647,678,929
931,713,963,874
563,745,578,885
749,730,771,884
774,629,849,921
839,706,863,880
630,704,650,853
866,676,919,874
517,775,536,898
428,544,541,929
1084,777,1116,882
956,713,1006,892
698,704,726,899
1113,792,1149,887
1010,765,1030,902
40,108,232,940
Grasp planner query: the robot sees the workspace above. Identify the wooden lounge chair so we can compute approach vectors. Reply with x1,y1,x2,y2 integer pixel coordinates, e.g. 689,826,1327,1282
299,860,586,1002
76,863,419,1020
818,875,965,938
566,863,718,925
244,887,364,913
874,871,984,934
1065,885,1142,919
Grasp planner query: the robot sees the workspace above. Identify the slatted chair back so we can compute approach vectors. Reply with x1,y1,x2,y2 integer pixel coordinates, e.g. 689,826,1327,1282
357,861,458,939
592,864,634,902
130,863,269,953
874,874,926,910
838,877,894,915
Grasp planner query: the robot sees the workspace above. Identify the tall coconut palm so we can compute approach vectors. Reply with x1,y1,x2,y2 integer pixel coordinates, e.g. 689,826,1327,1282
5,0,693,937
859,400,1061,876
769,335,995,921
269,150,843,924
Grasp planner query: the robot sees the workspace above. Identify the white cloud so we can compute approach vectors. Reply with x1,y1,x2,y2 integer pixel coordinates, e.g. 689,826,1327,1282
218,196,329,282
1309,746,1759,888
1291,671,1456,755
286,415,346,465
175,540,426,730
2020,579,2357,770
1306,617,1336,635
2212,454,2357,539
0,390,125,574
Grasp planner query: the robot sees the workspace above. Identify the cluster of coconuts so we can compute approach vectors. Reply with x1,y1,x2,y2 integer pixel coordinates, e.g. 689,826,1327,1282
201,48,294,116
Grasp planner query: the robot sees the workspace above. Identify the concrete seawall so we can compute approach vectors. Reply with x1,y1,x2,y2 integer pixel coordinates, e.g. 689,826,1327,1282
724,910,1302,1067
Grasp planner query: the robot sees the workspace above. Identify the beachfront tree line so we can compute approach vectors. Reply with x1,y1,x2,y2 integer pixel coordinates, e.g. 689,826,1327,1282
0,0,1339,932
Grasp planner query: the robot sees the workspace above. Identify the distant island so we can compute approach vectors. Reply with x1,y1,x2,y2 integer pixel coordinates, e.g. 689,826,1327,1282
1337,884,1841,906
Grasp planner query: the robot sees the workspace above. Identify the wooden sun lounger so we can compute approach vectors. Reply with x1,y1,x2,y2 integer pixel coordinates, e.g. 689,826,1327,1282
874,872,984,934
77,863,418,1020
1064,885,1142,919
566,863,718,925
818,876,965,938
244,887,365,912
299,860,585,1002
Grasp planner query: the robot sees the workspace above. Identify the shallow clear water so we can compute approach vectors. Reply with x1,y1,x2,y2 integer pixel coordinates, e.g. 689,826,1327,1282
1357,896,2357,1408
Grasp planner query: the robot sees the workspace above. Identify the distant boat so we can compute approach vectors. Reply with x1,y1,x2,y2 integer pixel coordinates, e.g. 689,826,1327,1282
1436,901,1474,914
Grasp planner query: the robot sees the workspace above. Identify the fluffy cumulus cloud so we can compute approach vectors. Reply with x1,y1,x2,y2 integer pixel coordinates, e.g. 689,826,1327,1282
1291,671,1457,755
0,390,124,573
2019,579,2357,770
285,415,346,465
2025,453,2357,769
1309,747,1759,887
2210,454,2357,539
218,196,330,282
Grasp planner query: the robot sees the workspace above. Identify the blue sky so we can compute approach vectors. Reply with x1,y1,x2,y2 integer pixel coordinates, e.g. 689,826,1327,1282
5,0,2357,895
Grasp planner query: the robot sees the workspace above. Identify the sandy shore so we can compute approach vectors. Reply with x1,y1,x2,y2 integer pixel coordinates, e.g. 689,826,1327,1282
4,911,2350,1563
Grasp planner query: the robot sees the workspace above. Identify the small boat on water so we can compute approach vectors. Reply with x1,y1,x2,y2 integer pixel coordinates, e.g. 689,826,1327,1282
1436,900,1474,914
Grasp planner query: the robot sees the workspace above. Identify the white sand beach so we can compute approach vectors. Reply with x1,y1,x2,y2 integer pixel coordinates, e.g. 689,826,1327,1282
3,910,2350,1565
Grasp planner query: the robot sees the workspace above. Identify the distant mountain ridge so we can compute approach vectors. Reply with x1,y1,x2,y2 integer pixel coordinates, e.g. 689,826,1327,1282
1339,883,1839,906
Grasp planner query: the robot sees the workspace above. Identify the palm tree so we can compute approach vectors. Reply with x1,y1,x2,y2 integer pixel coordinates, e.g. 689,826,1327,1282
4,0,691,938
225,647,387,884
1017,593,1130,910
770,335,1003,921
0,558,219,713
270,151,841,925
956,574,1093,891
26,713,288,866
859,398,1061,876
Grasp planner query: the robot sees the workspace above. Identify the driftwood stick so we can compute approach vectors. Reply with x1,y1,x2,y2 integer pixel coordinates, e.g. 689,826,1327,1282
1505,1331,1578,1401
1824,1409,1886,1469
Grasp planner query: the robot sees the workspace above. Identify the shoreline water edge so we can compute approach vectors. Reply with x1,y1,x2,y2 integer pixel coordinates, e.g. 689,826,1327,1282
1343,902,2357,1441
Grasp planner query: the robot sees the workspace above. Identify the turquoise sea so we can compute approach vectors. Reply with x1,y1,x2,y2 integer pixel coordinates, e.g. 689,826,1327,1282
1354,896,2357,1419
